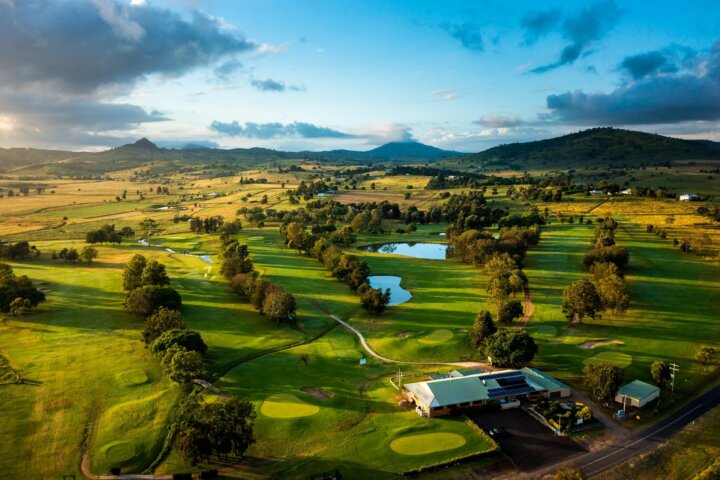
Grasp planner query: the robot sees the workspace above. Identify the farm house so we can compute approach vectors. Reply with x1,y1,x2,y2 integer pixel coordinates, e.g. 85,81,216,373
615,380,660,408
404,368,571,418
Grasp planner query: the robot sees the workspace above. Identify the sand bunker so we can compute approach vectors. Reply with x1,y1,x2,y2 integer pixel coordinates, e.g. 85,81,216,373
579,339,623,349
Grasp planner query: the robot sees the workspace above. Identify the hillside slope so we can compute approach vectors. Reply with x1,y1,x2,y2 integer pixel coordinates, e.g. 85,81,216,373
462,128,720,169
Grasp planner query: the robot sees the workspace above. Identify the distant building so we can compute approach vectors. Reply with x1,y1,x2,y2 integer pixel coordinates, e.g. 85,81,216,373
404,368,571,418
615,380,660,408
679,193,699,201
590,189,604,195
621,188,633,195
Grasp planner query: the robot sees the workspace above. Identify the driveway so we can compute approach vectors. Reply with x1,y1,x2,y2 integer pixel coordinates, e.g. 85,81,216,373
468,408,586,471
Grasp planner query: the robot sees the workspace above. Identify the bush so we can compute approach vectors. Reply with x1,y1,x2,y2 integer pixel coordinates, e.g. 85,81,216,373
150,329,207,356
125,286,182,317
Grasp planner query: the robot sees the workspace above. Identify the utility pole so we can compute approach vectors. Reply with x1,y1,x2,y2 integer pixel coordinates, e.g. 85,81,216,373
669,363,679,396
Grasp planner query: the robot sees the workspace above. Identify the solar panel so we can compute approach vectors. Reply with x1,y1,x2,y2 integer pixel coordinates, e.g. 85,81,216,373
488,385,536,398
497,376,528,387
475,371,524,381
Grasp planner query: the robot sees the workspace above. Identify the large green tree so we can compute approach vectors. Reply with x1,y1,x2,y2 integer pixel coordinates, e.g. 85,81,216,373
142,307,185,345
122,254,147,291
484,330,537,368
562,279,602,323
650,361,671,390
583,362,623,403
470,310,496,349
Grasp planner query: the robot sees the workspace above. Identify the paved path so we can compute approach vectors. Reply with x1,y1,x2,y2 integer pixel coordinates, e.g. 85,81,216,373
317,304,487,369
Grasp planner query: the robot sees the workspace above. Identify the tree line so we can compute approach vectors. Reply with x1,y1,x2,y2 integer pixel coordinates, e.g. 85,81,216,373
85,224,135,244
279,222,391,315
562,217,631,323
221,239,297,323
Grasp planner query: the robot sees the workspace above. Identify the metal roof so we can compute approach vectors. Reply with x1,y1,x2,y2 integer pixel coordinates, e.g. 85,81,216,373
405,369,564,408
617,380,659,400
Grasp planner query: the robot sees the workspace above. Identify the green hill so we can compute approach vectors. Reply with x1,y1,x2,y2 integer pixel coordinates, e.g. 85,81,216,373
461,128,720,169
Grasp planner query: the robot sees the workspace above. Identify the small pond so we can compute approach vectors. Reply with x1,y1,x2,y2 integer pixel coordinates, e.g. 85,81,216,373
368,275,412,306
359,242,448,260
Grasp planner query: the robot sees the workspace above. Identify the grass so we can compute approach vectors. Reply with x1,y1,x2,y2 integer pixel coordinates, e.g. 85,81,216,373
524,222,720,412
597,407,720,480
390,432,467,455
260,393,321,418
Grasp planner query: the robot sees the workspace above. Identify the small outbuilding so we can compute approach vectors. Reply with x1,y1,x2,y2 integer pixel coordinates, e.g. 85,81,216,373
679,193,699,201
615,380,660,408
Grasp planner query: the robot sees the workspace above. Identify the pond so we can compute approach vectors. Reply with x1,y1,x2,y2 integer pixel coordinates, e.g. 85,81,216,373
368,275,412,306
359,242,448,260
138,239,214,264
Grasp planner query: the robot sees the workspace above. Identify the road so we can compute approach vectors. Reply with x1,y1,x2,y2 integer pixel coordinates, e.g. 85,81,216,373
532,384,720,478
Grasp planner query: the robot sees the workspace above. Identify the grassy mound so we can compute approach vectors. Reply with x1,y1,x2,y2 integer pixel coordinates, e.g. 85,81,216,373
101,441,138,464
584,351,632,368
418,329,454,345
390,432,467,455
115,369,149,387
260,393,320,418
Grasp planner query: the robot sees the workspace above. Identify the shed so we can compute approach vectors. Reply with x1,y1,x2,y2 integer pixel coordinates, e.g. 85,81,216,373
615,380,660,408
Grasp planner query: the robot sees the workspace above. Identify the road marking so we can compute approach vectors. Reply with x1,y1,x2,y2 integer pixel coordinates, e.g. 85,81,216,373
582,403,704,469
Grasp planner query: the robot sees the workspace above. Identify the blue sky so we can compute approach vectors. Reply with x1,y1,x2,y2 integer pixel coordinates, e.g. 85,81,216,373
0,0,719,151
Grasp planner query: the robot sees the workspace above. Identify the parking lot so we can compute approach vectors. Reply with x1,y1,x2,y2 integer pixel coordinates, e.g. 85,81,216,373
468,408,587,471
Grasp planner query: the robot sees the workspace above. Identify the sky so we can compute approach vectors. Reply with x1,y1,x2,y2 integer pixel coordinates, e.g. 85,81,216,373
0,0,719,152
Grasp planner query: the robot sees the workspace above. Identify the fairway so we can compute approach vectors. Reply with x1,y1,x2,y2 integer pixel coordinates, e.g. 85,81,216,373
390,433,467,455
260,393,320,418
584,351,633,368
418,329,455,345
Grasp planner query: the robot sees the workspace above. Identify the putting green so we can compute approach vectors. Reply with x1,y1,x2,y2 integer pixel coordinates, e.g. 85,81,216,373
584,351,632,368
390,432,466,455
115,369,149,387
261,393,320,418
418,329,454,345
101,441,137,464
247,236,264,241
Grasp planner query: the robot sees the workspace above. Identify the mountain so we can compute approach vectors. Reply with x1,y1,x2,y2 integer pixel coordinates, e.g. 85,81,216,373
462,127,720,169
298,141,463,162
120,138,159,151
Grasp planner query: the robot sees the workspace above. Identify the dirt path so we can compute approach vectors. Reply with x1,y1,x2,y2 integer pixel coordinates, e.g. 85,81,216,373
516,283,535,330
317,304,487,369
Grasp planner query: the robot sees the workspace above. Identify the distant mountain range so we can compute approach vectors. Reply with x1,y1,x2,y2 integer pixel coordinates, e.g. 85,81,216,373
2,128,720,175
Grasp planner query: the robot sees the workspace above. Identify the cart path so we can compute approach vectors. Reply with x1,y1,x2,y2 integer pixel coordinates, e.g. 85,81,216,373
516,283,535,330
317,304,487,369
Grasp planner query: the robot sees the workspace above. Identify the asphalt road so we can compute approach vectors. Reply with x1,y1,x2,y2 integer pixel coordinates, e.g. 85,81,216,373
574,384,720,477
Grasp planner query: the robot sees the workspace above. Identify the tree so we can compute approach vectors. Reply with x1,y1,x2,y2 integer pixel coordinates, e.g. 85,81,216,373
124,285,182,316
262,288,296,323
229,272,257,300
162,347,204,384
249,278,273,312
0,264,45,313
696,347,716,365
80,246,98,263
484,330,537,368
173,395,256,465
150,328,207,356
64,248,80,262
141,260,170,286
284,222,307,252
498,299,524,324
583,362,623,403
139,218,158,240
470,310,496,349
142,307,185,345
9,297,32,317
562,279,602,323
357,283,391,315
552,466,585,480
650,361,671,390
593,274,630,314
123,254,147,291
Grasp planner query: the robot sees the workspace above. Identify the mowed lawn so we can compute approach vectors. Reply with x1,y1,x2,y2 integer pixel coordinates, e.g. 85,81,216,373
213,331,497,479
524,222,720,406
0,237,309,477
350,228,486,363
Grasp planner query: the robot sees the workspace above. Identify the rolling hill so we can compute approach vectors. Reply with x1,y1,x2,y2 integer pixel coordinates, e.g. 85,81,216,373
461,128,720,169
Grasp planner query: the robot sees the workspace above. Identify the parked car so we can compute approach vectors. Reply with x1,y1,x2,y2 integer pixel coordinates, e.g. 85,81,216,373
488,427,507,437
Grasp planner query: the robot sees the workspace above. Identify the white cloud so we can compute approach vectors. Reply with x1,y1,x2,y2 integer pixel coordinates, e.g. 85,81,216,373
92,0,145,42
427,89,460,101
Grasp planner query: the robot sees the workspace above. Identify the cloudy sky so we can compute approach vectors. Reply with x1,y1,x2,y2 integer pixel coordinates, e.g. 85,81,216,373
0,0,719,152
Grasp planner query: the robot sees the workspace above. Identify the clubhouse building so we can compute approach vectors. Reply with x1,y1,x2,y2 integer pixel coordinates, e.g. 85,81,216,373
404,368,571,418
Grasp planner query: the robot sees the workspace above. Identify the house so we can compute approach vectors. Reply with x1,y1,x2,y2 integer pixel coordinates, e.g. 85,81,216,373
404,368,571,418
621,188,633,195
615,380,660,408
590,189,604,195
679,193,699,201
